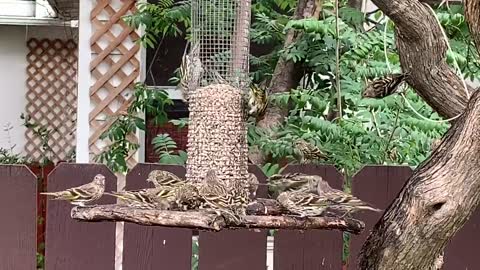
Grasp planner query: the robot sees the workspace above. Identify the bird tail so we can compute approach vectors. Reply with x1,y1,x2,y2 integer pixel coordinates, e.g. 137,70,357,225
40,191,63,199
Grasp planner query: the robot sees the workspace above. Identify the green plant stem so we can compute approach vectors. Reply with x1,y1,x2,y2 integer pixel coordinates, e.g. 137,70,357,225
382,106,401,163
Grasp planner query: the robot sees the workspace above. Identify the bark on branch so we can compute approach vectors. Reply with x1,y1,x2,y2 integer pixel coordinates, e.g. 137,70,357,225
71,204,365,234
371,0,473,119
359,89,480,269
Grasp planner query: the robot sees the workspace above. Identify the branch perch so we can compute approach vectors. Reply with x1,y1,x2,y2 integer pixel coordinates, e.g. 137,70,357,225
71,204,365,234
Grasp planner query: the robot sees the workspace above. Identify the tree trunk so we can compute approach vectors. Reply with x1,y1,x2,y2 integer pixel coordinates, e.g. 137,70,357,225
358,0,480,269
256,0,321,131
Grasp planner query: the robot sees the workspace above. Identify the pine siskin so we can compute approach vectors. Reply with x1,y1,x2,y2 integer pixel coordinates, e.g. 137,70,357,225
293,139,328,164
246,173,260,199
316,178,381,215
277,191,332,217
247,83,268,118
179,42,203,104
105,187,175,209
267,173,321,198
173,182,202,210
431,139,441,151
41,174,106,206
362,73,409,99
146,170,184,188
198,170,242,224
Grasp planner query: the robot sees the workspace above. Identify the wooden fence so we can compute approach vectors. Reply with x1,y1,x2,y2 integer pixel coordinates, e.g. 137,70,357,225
1,163,479,270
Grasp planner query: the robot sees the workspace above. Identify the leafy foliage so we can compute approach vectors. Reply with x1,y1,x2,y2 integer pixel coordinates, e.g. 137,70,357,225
126,0,477,177
152,133,187,165
123,0,191,48
95,83,173,173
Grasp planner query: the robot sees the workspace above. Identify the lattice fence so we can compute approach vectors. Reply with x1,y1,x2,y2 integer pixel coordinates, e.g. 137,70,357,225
25,38,77,163
89,0,141,168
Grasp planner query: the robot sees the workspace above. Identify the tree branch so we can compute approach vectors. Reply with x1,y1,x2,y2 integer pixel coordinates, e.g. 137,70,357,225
465,0,480,53
371,0,473,119
71,204,365,234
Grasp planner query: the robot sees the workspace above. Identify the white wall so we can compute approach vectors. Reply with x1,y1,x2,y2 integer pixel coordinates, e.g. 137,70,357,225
0,25,76,155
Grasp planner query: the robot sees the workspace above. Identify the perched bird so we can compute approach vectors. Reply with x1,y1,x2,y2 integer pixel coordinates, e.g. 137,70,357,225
247,173,260,199
179,42,203,104
362,73,409,99
315,178,381,215
146,170,184,188
173,182,202,210
198,170,243,224
247,83,268,118
277,191,332,217
41,174,105,206
431,139,441,151
293,139,328,164
267,173,321,198
105,187,175,209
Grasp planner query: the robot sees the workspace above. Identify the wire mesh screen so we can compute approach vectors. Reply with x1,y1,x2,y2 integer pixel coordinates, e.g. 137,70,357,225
191,0,251,90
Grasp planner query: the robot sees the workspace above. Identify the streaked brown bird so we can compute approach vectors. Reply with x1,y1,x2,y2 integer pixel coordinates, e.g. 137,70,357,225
105,187,175,209
146,170,184,188
174,182,202,210
41,174,105,206
293,139,327,164
179,42,203,104
362,73,409,99
247,83,268,118
198,170,243,224
267,173,321,198
316,178,381,215
247,173,260,199
431,139,441,151
277,190,332,217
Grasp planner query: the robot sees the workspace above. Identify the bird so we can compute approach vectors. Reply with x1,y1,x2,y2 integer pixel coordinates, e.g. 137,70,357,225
247,83,268,118
293,139,328,164
246,173,260,199
146,170,184,189
105,187,175,209
315,177,381,215
41,174,105,206
362,72,409,99
179,42,203,104
197,170,243,224
173,182,202,210
267,173,321,198
277,190,332,217
431,139,441,151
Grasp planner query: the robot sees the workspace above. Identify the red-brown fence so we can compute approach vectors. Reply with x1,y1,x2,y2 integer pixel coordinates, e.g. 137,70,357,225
1,163,480,270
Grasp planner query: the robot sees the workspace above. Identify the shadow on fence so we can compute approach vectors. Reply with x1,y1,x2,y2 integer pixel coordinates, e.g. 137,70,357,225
1,163,479,270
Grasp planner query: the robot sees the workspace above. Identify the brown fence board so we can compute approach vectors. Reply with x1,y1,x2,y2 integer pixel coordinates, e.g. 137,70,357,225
348,165,412,269
123,163,192,270
45,163,116,270
197,165,267,270
274,164,344,270
198,229,267,270
0,165,37,270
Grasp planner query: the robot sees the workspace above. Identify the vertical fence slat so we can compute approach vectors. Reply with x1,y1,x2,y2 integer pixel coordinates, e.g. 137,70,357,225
199,229,267,270
274,164,344,270
45,163,116,270
0,165,37,270
348,166,412,269
197,165,268,270
123,164,192,270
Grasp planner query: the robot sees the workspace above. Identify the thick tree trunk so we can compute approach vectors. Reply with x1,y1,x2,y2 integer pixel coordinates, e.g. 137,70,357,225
359,89,480,269
358,1,480,269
